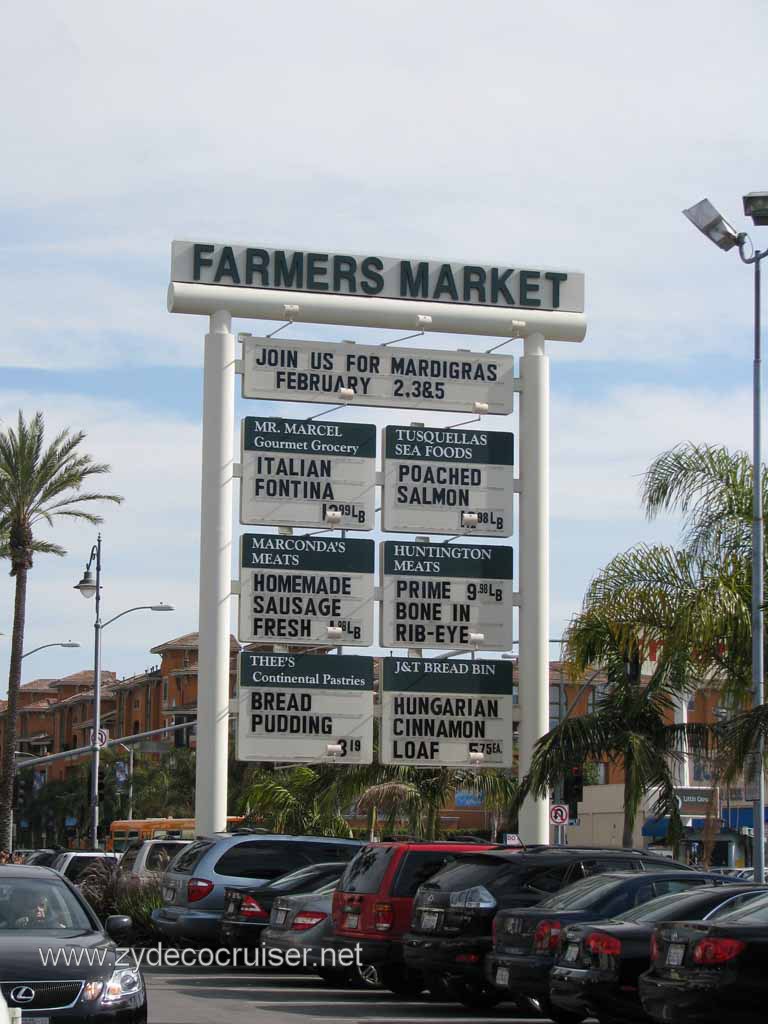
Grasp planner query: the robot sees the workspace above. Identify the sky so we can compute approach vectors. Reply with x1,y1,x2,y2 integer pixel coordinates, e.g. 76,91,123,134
1,0,766,692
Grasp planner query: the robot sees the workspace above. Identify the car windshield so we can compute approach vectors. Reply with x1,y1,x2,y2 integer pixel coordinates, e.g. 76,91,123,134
708,890,768,924
537,875,624,910
268,865,339,892
0,878,93,931
613,887,719,923
419,854,514,893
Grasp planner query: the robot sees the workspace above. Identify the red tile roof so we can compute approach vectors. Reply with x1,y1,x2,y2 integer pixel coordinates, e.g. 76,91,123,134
151,632,240,654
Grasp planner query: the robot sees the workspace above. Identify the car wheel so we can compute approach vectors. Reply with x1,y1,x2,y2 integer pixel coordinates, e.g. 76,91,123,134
380,966,424,996
423,974,451,1001
351,962,382,988
448,980,502,1010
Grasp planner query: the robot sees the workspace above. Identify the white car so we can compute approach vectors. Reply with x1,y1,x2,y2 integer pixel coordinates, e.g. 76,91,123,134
49,850,119,886
116,839,190,894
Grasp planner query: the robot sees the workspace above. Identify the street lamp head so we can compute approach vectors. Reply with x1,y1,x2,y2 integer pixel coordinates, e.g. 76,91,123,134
743,192,768,227
74,570,98,599
683,198,742,251
150,603,174,612
61,641,81,648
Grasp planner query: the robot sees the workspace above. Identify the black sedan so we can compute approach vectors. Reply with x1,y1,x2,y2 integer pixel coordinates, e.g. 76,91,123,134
638,889,768,1023
0,865,145,1022
486,871,720,1022
550,882,768,1023
220,861,346,949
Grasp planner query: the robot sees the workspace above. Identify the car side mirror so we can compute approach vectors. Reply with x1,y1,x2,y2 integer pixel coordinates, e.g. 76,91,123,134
105,915,132,940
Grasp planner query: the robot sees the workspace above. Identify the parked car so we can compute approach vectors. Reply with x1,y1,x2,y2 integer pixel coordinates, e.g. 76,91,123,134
23,849,61,867
550,882,768,1023
262,887,380,988
0,864,146,1022
116,839,190,895
151,832,361,943
330,840,497,997
403,845,692,1009
220,861,347,949
50,850,119,886
638,889,768,1023
487,871,724,1021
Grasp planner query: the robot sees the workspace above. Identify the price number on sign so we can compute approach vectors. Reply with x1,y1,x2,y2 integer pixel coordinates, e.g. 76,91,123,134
468,511,504,531
331,620,362,641
392,379,446,400
466,582,504,602
335,738,362,758
321,503,366,524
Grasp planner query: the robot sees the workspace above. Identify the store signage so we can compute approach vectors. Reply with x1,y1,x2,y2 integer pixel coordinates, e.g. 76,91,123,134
237,652,374,763
380,540,514,651
172,241,585,313
240,337,514,414
240,417,376,530
380,657,515,766
382,425,514,536
238,534,375,646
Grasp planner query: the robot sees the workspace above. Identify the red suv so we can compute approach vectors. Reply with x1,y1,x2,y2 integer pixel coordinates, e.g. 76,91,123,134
331,841,496,995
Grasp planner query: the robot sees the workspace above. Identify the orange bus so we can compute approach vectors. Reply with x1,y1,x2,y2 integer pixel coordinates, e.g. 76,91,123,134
107,816,245,852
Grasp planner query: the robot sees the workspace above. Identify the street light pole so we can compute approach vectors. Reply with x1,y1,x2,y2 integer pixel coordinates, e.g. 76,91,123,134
683,194,768,882
21,642,81,660
74,537,174,849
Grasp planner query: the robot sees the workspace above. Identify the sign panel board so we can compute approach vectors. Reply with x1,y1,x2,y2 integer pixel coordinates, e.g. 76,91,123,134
240,417,376,530
380,541,514,651
172,241,585,313
238,534,375,646
382,425,514,536
237,652,374,764
241,337,514,415
550,804,569,826
380,657,515,767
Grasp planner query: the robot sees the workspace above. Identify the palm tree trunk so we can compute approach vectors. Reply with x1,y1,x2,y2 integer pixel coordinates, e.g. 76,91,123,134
622,759,634,848
0,565,28,851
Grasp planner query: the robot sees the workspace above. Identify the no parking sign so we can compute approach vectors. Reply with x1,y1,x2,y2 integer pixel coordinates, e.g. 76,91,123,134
550,804,569,826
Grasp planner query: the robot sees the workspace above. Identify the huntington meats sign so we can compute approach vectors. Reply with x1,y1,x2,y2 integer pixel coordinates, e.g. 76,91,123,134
380,658,515,767
171,241,585,313
240,337,514,415
380,541,514,651
237,653,374,763
382,425,514,536
240,417,376,530
238,534,375,646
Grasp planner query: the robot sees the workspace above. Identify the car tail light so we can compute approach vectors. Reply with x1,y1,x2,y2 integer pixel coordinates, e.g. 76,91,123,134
239,895,268,920
585,932,622,957
650,934,659,960
292,911,327,932
692,937,746,964
187,878,214,902
491,916,497,943
455,952,480,963
373,902,394,932
533,919,562,953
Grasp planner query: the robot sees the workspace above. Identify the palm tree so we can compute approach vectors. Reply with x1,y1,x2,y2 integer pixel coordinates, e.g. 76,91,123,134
517,544,717,848
0,411,122,849
241,765,354,836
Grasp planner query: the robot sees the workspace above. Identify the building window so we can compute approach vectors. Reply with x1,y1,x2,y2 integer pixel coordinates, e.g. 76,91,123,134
163,678,169,703
549,684,562,729
133,698,140,709
512,685,519,706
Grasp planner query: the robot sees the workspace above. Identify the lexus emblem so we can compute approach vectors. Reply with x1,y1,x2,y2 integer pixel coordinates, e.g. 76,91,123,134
425,894,434,904
10,986,35,1004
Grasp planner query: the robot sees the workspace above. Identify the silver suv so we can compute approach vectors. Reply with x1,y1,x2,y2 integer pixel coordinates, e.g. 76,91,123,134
151,832,361,943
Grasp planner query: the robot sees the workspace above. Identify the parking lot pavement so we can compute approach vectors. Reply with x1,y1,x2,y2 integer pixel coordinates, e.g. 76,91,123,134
145,967,560,1024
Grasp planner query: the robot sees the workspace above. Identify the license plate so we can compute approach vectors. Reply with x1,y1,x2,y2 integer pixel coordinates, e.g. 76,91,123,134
274,909,287,927
344,913,359,929
666,943,685,967
564,943,580,962
24,1019,49,1024
495,966,510,987
163,885,175,901
421,910,439,930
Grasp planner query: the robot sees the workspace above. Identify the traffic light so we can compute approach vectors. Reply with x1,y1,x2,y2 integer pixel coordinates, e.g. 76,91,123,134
563,765,584,816
97,763,106,800
14,773,28,812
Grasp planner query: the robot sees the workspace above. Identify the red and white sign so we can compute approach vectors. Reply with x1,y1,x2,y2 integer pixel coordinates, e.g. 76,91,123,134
549,804,569,826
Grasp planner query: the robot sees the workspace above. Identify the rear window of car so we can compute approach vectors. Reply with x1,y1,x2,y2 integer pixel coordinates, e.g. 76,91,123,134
419,854,512,893
537,874,624,910
339,846,397,894
65,856,103,883
392,851,461,898
214,841,312,880
118,847,140,874
146,843,186,871
711,891,768,923
267,864,342,892
170,840,214,875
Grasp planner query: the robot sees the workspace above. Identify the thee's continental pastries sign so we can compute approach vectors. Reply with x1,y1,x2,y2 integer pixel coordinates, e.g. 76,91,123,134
237,653,374,763
380,658,515,766
241,337,514,415
380,541,514,651
240,417,376,530
238,534,375,646
382,425,514,536
171,241,585,313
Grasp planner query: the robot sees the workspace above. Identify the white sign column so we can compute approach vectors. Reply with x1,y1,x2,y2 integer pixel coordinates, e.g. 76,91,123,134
195,310,235,836
518,333,550,843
